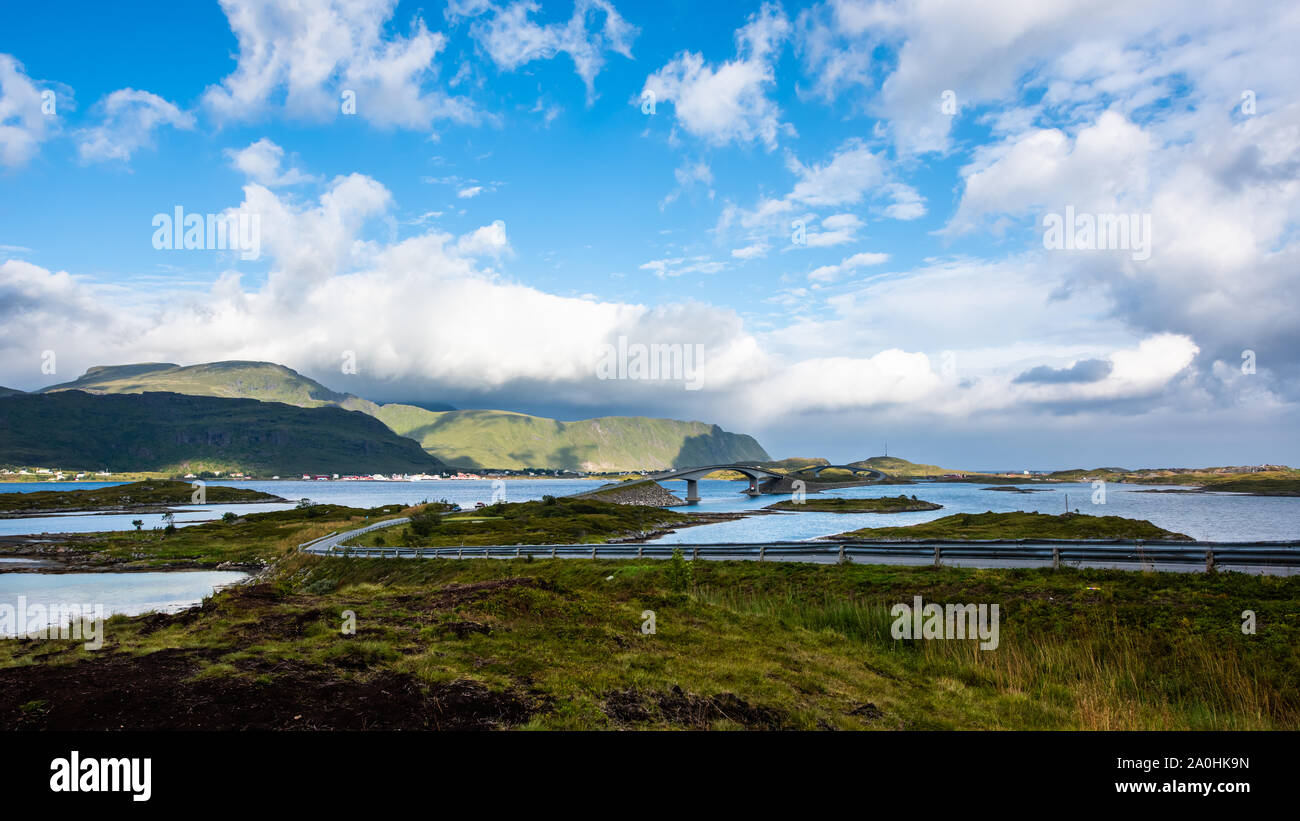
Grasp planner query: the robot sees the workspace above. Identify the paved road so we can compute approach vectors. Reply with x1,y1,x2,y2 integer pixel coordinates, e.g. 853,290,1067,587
300,519,1300,574
301,517,409,555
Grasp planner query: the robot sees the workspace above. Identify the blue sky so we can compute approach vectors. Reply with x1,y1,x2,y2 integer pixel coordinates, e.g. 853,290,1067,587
2,0,1298,468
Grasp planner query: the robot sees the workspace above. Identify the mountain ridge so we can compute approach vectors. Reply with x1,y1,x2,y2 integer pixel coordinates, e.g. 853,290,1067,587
0,390,445,475
32,361,771,471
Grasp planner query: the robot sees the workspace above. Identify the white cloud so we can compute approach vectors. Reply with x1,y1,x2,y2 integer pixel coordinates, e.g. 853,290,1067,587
0,54,55,168
718,138,925,251
460,0,636,101
226,138,316,187
75,88,193,164
642,3,792,149
457,185,485,198
945,109,1152,236
203,0,476,129
455,220,511,256
638,256,727,279
808,250,888,283
731,242,770,260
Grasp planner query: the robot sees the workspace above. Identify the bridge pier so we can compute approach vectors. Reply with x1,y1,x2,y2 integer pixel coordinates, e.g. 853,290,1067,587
684,479,701,504
745,476,761,497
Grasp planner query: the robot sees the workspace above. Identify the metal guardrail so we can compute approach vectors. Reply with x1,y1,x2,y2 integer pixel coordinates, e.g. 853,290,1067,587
304,534,1300,570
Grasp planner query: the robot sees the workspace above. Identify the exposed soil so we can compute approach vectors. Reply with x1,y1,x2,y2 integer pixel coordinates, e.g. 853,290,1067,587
0,648,538,730
602,685,790,729
0,579,554,730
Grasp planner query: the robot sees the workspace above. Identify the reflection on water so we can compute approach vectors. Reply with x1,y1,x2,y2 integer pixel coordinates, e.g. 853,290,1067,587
1,478,1298,542
0,570,248,636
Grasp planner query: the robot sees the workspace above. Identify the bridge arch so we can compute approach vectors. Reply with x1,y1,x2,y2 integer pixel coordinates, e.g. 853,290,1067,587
648,464,786,502
796,464,887,481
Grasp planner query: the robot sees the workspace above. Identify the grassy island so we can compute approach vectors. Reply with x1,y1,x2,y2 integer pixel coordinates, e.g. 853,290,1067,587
830,511,1192,541
765,495,942,513
346,497,695,548
0,479,283,515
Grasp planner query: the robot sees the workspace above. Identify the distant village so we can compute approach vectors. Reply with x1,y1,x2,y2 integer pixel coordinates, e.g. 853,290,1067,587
0,466,617,482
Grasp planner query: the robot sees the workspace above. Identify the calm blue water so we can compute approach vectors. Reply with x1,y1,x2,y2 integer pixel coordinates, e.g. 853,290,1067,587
2,478,1299,542
0,479,602,536
0,570,248,636
651,480,1300,543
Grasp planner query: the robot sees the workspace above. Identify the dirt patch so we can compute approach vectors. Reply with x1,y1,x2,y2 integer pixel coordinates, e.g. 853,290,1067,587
0,648,537,730
603,685,789,729
848,702,884,720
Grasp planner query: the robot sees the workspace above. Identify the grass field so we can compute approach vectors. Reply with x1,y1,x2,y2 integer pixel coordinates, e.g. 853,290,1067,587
1,501,1291,731
1,554,1294,730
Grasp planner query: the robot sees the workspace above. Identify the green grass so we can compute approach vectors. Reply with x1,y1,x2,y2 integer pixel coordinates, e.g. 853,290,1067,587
831,511,1192,541
766,495,942,513
1201,475,1300,495
4,556,1295,730
0,390,445,475
850,456,958,476
1,503,407,568
40,360,370,410
0,480,282,513
373,405,768,471
347,497,693,547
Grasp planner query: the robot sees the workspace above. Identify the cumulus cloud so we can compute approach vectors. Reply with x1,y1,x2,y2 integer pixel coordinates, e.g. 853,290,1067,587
642,3,792,149
226,138,316,187
0,176,1203,436
203,0,476,129
0,54,55,167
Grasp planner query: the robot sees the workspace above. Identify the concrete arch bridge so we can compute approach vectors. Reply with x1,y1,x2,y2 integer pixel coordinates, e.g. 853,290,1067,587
647,463,888,503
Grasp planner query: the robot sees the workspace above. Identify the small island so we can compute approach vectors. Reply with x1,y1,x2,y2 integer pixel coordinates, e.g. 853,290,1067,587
345,496,704,548
0,479,284,516
765,495,942,513
827,511,1192,541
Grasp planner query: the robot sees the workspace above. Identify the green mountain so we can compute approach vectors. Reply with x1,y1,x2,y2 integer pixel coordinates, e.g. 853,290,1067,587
36,361,772,471
0,391,445,475
0,386,23,397
39,361,386,414
373,405,770,471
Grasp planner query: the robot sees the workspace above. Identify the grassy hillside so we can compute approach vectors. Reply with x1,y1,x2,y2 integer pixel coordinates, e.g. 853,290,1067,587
752,457,830,472
36,361,771,472
373,405,770,471
850,456,958,476
0,386,23,397
38,361,388,412
0,391,445,475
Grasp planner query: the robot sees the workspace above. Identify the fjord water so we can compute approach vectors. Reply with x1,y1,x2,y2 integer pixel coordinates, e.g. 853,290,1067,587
1,478,1298,542
2,479,1297,619
0,570,248,637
